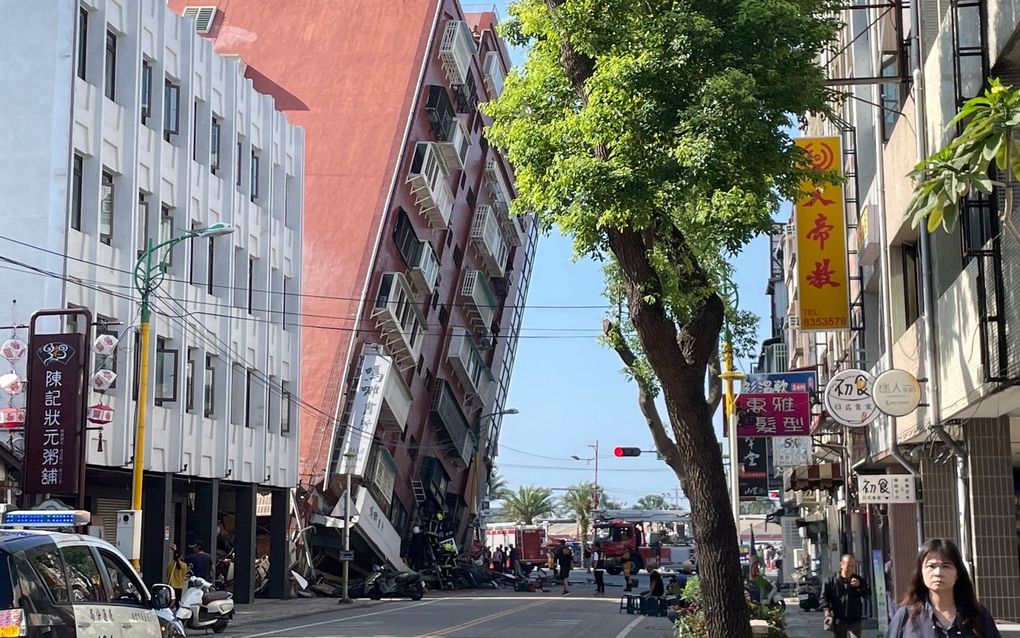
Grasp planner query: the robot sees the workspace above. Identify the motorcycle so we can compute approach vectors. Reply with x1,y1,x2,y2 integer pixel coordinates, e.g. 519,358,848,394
176,575,235,634
762,579,787,612
797,574,822,611
365,565,426,601
156,604,187,638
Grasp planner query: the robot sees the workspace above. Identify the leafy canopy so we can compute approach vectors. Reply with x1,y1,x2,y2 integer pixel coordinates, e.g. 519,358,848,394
486,0,839,322
502,485,556,524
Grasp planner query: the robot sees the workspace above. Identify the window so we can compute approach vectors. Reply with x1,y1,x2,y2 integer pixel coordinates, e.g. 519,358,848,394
245,369,257,428
466,187,475,211
247,258,255,314
453,245,463,267
160,205,173,266
880,54,902,143
417,354,424,374
192,101,199,161
281,381,292,434
282,278,290,330
236,141,242,186
902,243,920,327
389,499,409,537
424,370,434,391
189,221,199,284
186,348,196,413
28,548,69,603
250,149,260,200
204,355,216,418
97,550,143,605
61,546,105,603
438,305,449,327
100,171,114,245
154,337,177,405
231,364,245,425
210,117,221,174
77,7,88,80
136,192,149,258
70,154,83,230
393,209,420,266
104,30,117,100
164,80,180,140
206,235,215,294
141,61,153,123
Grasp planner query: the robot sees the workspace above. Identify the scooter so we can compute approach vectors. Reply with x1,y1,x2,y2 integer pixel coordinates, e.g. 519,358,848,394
365,565,426,600
762,579,787,612
176,575,235,634
797,574,822,611
156,604,187,638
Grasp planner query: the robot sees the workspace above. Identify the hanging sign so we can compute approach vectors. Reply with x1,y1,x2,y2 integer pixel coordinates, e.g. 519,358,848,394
856,474,917,504
823,368,879,427
794,137,850,331
772,436,813,468
735,392,811,437
873,369,922,417
738,437,769,501
335,349,392,477
23,333,85,495
742,370,818,395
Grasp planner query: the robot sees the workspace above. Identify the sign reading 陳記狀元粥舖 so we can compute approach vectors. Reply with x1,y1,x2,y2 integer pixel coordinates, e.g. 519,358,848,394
735,392,811,437
23,333,85,496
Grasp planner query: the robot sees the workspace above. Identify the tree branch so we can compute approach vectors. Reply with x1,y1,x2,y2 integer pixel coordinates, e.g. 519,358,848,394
707,352,722,415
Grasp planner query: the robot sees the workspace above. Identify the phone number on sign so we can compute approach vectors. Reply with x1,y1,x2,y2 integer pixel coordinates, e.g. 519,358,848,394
802,316,847,329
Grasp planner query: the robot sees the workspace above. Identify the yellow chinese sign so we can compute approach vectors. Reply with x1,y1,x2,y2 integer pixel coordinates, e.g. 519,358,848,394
795,136,849,331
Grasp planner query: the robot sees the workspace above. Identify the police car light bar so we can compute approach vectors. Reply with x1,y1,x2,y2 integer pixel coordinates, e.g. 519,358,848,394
2,510,90,528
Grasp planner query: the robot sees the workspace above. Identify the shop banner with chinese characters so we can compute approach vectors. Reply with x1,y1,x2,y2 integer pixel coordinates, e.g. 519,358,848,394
795,136,850,331
23,333,85,495
738,436,769,501
736,392,811,437
856,474,917,504
336,350,392,477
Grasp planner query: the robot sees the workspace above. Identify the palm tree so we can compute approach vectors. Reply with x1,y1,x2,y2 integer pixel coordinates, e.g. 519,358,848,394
502,486,556,524
559,482,595,543
635,494,668,510
487,468,511,502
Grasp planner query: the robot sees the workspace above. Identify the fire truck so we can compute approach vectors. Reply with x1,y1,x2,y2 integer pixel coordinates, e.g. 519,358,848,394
483,523,551,573
591,509,693,574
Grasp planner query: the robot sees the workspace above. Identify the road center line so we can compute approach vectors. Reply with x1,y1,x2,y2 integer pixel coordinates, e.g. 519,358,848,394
421,599,552,637
237,600,437,638
614,615,644,638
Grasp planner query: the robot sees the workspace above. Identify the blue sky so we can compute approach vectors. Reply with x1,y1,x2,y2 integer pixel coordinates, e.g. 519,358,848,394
487,0,786,507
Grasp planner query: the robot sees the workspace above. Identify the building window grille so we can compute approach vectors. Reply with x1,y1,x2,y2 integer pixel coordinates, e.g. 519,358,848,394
100,171,114,245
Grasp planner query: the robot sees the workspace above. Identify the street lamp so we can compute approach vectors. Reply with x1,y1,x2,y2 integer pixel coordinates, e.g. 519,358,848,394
130,223,235,568
718,281,746,542
571,441,599,508
340,451,358,605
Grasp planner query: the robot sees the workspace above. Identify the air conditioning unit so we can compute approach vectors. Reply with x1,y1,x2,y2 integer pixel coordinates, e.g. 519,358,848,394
181,6,217,34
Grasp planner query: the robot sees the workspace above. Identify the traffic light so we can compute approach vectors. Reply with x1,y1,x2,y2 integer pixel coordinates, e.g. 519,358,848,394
614,447,642,457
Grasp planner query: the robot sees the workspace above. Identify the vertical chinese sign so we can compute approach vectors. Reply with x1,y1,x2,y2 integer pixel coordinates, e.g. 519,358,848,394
795,136,850,330
336,349,391,477
737,437,769,501
23,333,85,495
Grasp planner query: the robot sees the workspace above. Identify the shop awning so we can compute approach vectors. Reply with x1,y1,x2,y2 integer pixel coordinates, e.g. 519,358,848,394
790,463,843,491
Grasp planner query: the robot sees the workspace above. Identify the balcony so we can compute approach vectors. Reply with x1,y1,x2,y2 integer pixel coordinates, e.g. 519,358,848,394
408,142,454,229
461,269,497,333
425,85,456,139
484,156,524,246
439,20,476,86
470,204,508,277
372,273,425,370
448,328,494,397
483,51,506,100
408,239,440,294
430,379,475,466
438,116,471,171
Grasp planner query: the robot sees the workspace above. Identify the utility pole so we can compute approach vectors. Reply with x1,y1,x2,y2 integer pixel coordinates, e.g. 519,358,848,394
720,315,746,543
340,451,357,605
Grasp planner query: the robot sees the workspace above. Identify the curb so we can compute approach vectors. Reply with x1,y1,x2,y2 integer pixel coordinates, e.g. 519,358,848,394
231,598,379,629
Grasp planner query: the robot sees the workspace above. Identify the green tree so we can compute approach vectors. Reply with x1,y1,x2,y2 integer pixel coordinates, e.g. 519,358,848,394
906,78,1020,240
600,495,624,510
559,482,594,543
635,494,668,510
487,468,512,502
502,486,556,524
485,1,837,634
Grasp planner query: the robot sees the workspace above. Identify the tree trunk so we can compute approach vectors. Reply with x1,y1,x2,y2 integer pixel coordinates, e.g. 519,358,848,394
608,228,752,638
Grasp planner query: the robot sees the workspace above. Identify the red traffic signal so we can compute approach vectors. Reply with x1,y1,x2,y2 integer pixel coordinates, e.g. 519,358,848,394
614,447,642,457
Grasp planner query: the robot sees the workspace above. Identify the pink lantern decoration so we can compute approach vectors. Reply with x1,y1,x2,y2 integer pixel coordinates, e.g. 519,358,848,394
0,407,25,428
90,369,117,391
0,337,27,363
87,403,114,425
0,373,23,396
93,334,119,357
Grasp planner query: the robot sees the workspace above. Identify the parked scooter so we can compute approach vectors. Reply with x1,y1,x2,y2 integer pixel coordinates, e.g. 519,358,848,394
177,575,235,634
365,565,425,600
797,574,822,611
762,579,787,612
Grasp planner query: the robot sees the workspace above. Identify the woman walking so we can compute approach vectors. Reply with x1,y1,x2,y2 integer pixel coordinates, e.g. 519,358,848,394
592,542,606,595
889,538,1001,638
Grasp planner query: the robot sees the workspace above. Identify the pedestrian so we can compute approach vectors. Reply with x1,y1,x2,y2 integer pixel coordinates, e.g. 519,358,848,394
888,538,1001,638
482,545,492,569
592,542,606,595
185,542,214,581
556,539,573,595
583,544,592,573
165,544,189,600
645,566,664,597
821,554,871,638
622,553,634,592
508,545,523,578
493,545,505,573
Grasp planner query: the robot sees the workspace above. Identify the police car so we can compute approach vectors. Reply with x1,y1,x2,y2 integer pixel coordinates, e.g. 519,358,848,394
0,509,180,638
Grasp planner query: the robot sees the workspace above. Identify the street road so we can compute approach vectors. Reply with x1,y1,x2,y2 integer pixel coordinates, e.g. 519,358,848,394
224,570,674,638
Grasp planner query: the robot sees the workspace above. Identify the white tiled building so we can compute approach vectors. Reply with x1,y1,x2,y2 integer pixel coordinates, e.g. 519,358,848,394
0,0,303,598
